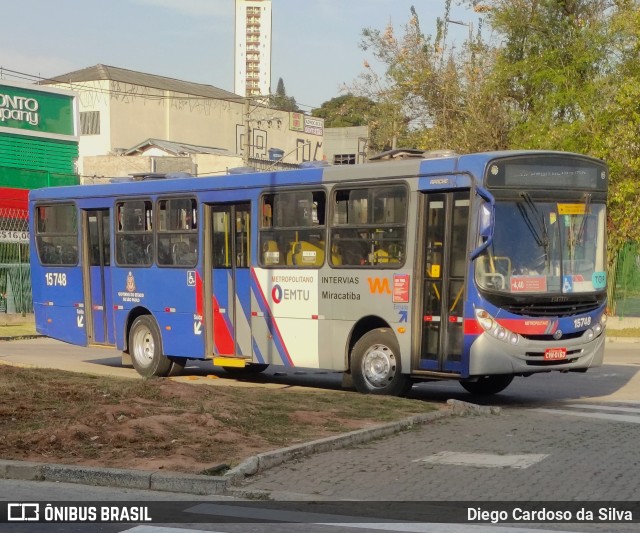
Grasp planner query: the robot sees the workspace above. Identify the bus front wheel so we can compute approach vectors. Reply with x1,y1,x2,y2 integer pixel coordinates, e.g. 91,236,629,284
351,328,412,396
129,315,172,378
460,375,514,395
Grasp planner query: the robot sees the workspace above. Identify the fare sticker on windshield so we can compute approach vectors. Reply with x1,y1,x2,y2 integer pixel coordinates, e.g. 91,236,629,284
557,203,587,215
510,276,547,293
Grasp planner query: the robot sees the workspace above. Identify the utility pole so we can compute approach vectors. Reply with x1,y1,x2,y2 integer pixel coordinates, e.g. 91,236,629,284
243,97,251,166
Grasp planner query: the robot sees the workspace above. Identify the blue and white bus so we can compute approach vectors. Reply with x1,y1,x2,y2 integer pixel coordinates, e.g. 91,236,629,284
29,150,608,395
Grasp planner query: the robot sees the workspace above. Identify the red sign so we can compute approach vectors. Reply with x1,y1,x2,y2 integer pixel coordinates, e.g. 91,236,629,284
544,348,567,361
393,274,410,303
510,276,547,293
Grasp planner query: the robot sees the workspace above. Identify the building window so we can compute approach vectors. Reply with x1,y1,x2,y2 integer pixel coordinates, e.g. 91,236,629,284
80,111,100,135
333,154,356,165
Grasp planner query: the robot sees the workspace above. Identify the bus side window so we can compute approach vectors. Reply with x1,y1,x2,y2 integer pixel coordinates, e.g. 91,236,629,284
35,204,79,266
115,200,153,267
330,186,407,268
157,198,198,268
259,190,326,268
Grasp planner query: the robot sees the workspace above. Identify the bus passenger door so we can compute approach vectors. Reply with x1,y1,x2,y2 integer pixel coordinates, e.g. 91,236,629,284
206,203,252,358
82,209,115,345
419,191,470,373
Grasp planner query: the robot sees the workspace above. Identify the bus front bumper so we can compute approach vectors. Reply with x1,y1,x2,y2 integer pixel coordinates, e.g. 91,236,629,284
468,330,606,376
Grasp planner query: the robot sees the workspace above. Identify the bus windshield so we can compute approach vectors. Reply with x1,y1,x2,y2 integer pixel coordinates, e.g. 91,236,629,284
475,199,606,295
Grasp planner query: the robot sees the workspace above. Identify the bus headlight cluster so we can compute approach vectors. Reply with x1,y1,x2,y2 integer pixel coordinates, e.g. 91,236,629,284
475,309,519,345
585,314,606,341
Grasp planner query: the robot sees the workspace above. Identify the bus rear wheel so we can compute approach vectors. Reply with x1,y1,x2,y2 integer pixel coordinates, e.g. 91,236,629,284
460,375,514,395
129,315,172,378
351,328,411,396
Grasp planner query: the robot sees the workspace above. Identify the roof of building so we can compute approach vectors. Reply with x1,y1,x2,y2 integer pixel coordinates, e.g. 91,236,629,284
40,64,241,101
124,138,235,156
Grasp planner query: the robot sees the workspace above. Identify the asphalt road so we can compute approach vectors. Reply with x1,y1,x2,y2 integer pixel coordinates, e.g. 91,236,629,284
0,337,637,405
0,337,638,532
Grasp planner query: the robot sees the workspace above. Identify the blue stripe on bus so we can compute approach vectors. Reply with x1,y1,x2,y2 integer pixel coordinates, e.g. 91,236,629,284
250,268,294,367
252,339,266,365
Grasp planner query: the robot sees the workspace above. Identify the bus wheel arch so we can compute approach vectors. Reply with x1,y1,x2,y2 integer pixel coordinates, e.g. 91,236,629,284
349,323,412,396
127,311,174,378
346,315,389,370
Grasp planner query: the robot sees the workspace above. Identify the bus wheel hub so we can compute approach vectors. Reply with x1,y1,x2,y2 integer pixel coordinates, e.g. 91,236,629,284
363,344,396,387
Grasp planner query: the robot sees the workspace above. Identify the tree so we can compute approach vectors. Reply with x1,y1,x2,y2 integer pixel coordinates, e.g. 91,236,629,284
311,94,377,128
269,77,299,112
348,2,509,153
471,0,640,255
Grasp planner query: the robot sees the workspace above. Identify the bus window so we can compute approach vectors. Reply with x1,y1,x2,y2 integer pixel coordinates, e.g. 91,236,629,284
330,186,407,267
115,200,153,267
157,198,198,267
259,190,326,267
35,204,78,265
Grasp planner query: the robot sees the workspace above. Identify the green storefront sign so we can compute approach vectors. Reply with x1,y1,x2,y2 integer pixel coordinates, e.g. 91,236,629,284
0,84,75,136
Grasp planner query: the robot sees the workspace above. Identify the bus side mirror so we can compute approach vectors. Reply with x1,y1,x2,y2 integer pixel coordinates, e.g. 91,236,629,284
470,187,495,260
479,203,492,238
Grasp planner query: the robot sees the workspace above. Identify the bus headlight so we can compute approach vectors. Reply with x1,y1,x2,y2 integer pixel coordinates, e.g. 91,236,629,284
475,309,494,331
475,308,520,345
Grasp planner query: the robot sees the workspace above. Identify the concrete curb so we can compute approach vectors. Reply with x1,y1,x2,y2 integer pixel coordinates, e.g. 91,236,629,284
0,400,497,495
0,335,43,342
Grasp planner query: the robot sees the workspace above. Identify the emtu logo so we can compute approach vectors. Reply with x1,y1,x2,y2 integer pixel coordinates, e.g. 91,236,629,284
367,277,391,294
272,284,283,304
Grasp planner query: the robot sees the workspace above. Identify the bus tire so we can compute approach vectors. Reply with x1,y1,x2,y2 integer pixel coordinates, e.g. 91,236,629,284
224,363,269,375
351,328,411,396
129,315,172,378
167,358,187,377
460,375,514,395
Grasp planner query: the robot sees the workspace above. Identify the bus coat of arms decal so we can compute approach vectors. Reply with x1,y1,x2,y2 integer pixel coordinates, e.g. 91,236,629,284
126,271,136,293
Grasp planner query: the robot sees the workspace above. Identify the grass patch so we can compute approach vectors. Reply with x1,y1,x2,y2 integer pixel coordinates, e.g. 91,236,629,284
0,365,438,473
607,328,640,337
0,323,38,337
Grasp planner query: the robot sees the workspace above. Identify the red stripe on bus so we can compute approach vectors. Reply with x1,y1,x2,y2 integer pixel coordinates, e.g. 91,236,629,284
195,270,203,317
464,319,484,335
213,296,234,355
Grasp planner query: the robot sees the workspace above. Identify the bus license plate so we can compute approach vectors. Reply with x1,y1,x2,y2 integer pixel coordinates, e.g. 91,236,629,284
544,348,567,361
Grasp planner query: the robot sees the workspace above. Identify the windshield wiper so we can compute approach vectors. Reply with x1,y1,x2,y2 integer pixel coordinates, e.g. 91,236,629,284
577,192,592,242
519,192,549,248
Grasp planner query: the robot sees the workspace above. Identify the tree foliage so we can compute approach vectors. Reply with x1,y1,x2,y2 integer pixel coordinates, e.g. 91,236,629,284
311,94,377,128
270,77,299,112
346,0,640,254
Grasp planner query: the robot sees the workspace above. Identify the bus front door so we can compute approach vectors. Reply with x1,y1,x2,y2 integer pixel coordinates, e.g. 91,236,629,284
206,203,252,359
419,191,470,373
82,209,115,345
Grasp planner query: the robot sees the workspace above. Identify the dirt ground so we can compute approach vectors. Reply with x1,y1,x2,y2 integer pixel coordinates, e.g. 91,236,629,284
0,365,435,474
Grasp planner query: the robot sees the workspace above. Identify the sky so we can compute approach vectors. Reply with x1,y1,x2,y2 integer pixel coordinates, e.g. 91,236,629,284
0,0,480,111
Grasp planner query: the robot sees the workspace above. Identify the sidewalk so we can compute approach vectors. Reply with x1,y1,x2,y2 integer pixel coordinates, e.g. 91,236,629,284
0,400,480,496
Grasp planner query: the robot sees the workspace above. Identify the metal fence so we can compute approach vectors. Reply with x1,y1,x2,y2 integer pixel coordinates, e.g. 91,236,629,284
611,242,640,317
0,207,31,314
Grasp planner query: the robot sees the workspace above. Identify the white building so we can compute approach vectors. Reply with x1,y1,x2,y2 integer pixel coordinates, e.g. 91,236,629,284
234,0,272,97
41,64,324,180
323,126,370,165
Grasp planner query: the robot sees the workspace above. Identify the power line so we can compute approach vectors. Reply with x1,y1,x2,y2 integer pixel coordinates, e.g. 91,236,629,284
0,66,324,111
